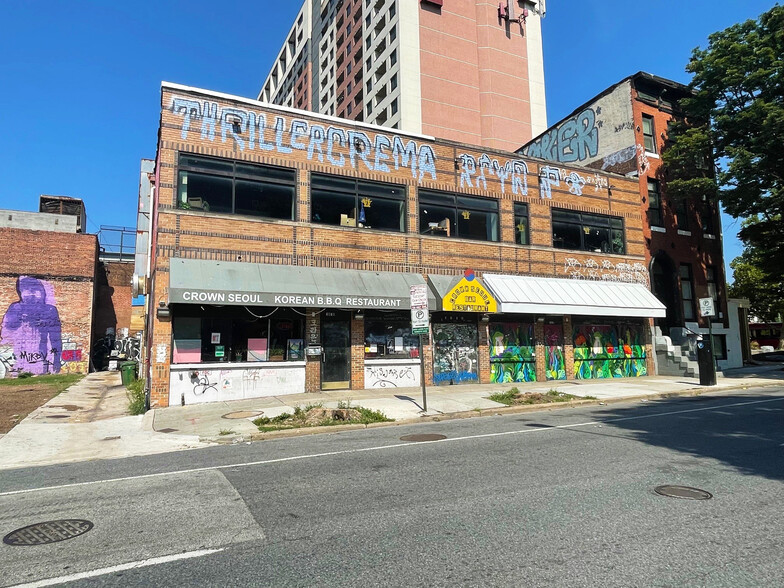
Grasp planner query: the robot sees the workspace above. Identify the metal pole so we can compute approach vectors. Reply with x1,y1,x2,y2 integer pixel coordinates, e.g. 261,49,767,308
419,334,427,413
709,316,715,371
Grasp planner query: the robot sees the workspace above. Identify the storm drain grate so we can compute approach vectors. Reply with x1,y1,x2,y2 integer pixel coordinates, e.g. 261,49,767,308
654,485,713,500
3,520,94,546
400,433,447,442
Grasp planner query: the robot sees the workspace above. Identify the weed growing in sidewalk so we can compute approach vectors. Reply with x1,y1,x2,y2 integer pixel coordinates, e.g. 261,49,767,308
126,379,146,415
253,401,393,433
488,387,580,406
218,429,235,436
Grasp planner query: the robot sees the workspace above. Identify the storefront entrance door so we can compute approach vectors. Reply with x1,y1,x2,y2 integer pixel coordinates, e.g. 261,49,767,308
321,315,350,390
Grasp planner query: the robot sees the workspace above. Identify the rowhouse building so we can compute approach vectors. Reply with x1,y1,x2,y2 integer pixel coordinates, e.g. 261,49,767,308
139,82,665,408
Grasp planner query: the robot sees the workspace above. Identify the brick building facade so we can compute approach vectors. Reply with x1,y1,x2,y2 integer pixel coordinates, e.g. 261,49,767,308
0,227,98,378
141,82,666,408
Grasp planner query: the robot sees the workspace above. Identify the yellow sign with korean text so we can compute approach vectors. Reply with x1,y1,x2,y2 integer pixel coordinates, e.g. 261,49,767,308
442,270,497,312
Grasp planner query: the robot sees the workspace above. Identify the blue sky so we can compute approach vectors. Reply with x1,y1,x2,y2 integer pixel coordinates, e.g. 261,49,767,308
0,0,776,281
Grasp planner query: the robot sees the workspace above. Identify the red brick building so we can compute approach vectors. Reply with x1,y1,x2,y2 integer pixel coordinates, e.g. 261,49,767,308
519,72,742,371
0,225,97,377
138,82,669,408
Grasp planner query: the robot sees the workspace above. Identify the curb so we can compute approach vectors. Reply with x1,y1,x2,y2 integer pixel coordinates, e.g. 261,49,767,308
197,379,781,443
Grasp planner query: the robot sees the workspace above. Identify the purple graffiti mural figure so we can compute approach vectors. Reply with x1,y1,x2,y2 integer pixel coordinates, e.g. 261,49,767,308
0,276,63,375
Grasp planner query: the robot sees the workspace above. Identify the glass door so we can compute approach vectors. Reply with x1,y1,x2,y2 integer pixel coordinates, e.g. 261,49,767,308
321,313,350,390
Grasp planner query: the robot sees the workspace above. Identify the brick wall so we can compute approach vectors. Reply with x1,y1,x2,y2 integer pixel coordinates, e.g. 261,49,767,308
93,261,134,339
0,228,97,377
147,86,650,405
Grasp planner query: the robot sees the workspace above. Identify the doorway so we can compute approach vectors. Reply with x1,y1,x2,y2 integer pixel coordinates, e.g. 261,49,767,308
321,311,350,390
651,253,679,335
432,323,478,385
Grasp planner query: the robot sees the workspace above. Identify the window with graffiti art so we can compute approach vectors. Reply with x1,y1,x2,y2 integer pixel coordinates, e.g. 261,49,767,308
310,173,406,232
177,153,296,220
572,322,647,379
544,323,566,381
171,307,304,364
551,209,625,254
432,323,478,385
419,190,499,242
514,202,529,245
364,312,419,359
489,322,535,383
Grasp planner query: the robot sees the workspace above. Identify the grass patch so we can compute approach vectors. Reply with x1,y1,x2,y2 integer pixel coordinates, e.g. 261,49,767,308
253,400,393,433
218,429,235,436
0,373,83,393
488,387,581,406
126,379,146,415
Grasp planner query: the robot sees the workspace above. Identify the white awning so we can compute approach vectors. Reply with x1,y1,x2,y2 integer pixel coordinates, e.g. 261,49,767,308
483,274,666,318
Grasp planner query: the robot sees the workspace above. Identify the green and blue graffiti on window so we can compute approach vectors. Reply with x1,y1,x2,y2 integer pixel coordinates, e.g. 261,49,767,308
544,324,566,381
489,322,536,383
573,323,647,379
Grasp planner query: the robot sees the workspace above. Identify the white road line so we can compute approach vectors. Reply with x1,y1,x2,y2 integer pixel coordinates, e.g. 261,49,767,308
1,395,782,498
8,548,224,588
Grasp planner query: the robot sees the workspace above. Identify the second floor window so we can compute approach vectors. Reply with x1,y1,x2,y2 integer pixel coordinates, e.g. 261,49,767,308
514,202,529,245
675,198,690,231
310,173,405,232
679,264,696,321
177,153,296,220
419,190,499,241
552,209,625,254
647,179,663,227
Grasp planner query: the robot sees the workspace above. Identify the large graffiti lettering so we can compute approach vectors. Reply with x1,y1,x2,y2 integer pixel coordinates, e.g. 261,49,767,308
0,276,63,377
539,166,608,199
171,96,437,183
521,107,599,163
458,153,528,195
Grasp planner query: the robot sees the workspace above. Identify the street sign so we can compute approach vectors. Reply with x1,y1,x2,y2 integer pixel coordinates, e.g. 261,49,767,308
410,284,429,334
409,284,428,309
699,297,715,318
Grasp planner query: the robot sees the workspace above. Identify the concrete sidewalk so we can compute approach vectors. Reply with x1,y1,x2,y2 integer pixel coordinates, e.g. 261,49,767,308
0,372,210,470
0,363,781,470
152,362,784,443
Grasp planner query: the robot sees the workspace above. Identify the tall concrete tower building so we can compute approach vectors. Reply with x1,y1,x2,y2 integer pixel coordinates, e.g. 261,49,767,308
259,0,547,152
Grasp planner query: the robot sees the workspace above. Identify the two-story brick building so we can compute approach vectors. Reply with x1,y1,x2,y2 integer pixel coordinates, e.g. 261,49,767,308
139,82,666,408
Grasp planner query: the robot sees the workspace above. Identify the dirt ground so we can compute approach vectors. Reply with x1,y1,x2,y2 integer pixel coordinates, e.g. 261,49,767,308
0,375,83,434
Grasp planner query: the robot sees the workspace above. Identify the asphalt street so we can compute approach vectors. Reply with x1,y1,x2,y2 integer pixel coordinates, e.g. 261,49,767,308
1,387,783,587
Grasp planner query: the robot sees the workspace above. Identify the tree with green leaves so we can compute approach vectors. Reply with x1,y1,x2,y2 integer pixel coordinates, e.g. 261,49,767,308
664,4,784,281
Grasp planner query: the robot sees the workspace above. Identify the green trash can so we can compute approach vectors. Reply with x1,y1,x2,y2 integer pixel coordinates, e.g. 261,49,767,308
120,361,138,386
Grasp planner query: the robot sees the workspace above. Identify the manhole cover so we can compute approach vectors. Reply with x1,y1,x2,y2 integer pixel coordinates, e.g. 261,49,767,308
654,485,713,500
222,411,264,420
400,433,446,442
3,519,94,546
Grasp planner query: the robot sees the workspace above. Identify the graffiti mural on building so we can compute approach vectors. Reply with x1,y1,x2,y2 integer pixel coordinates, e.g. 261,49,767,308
0,276,63,377
489,322,536,383
365,364,418,388
540,167,608,199
91,332,141,370
458,153,528,196
171,96,437,183
539,166,560,199
544,324,566,381
564,258,650,286
573,323,647,379
432,323,478,385
521,107,599,163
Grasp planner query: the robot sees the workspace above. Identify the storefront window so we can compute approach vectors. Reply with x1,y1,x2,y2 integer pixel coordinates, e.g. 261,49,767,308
364,313,419,359
310,173,405,232
572,321,647,379
419,190,499,242
172,307,304,364
177,153,296,220
552,209,625,254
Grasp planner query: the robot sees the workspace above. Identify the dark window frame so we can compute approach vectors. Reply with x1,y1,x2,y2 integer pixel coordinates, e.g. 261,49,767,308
712,334,727,360
706,265,720,312
551,208,625,254
177,153,296,221
642,114,657,154
675,198,690,231
514,202,529,245
310,172,407,233
647,179,663,227
679,263,696,321
418,189,500,242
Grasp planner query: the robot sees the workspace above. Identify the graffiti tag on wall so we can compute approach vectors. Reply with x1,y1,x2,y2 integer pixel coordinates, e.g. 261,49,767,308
171,96,437,183
521,107,599,163
0,276,63,377
538,166,609,199
365,364,418,388
458,153,528,196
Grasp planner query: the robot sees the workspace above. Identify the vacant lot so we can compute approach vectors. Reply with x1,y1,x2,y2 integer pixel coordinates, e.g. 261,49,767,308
0,374,84,433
